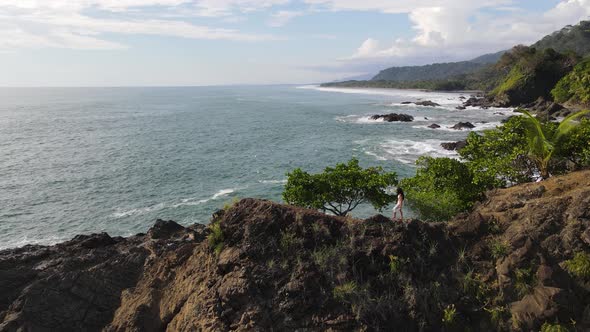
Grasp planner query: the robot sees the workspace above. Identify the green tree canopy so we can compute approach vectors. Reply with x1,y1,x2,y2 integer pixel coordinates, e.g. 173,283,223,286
400,157,484,222
283,158,397,216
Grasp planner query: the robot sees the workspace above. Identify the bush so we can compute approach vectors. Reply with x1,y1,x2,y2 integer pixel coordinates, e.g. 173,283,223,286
283,158,397,216
489,239,510,260
333,281,358,303
459,116,533,187
565,252,590,279
207,221,225,255
400,157,484,221
540,322,571,332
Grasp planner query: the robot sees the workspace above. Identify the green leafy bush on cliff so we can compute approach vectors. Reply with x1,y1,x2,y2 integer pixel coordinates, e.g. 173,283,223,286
283,158,397,216
460,114,590,184
400,157,484,221
459,116,533,187
552,57,590,105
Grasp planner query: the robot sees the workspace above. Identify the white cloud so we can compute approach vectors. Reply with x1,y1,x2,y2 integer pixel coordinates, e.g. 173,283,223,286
0,0,285,50
339,0,590,64
267,10,304,27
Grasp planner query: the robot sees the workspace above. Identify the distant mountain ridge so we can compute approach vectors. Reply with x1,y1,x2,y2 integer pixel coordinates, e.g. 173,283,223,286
371,51,505,81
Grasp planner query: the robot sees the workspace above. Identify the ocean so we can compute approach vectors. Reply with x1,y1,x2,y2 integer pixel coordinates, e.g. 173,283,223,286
0,85,511,250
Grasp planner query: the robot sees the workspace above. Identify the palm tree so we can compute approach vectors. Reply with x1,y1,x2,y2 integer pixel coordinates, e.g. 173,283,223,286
518,109,590,179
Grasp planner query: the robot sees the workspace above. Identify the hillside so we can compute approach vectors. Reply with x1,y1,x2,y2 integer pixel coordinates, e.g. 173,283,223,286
1,170,590,331
532,21,590,57
371,51,504,82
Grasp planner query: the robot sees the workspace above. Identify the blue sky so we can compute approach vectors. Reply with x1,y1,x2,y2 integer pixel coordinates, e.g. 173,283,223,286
0,0,588,86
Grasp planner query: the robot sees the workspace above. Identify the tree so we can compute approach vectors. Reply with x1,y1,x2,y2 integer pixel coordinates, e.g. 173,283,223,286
400,157,484,221
518,109,590,179
283,158,397,216
459,116,535,187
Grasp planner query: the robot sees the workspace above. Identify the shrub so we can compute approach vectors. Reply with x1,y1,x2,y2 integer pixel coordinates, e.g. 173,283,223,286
442,304,457,325
333,281,358,302
565,252,590,279
514,267,536,298
388,255,401,275
540,322,571,332
490,239,510,260
283,158,397,216
207,221,225,255
459,116,533,187
400,157,484,221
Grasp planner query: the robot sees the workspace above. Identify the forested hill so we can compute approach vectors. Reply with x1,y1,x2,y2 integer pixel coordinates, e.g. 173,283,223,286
532,20,590,57
371,51,505,81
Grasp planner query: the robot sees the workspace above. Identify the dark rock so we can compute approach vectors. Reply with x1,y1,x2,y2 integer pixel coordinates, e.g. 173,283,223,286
450,122,475,130
414,100,441,107
400,101,412,104
2,170,590,331
370,113,414,122
428,123,441,129
148,219,184,239
456,105,466,110
440,140,467,151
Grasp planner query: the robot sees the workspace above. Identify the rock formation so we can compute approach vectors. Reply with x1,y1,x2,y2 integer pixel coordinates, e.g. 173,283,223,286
1,171,590,331
370,113,414,122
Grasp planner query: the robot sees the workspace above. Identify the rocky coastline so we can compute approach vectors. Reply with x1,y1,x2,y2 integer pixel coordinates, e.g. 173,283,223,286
1,170,589,331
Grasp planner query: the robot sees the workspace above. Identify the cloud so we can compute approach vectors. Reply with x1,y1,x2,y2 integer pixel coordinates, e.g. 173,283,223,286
0,0,285,50
338,0,590,64
267,10,304,27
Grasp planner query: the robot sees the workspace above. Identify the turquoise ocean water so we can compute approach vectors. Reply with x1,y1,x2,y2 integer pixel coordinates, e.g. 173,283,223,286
0,85,510,249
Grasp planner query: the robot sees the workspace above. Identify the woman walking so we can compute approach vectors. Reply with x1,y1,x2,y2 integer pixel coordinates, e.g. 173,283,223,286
392,187,404,222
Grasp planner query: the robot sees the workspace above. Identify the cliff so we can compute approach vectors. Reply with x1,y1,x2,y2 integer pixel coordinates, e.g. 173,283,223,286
1,170,590,331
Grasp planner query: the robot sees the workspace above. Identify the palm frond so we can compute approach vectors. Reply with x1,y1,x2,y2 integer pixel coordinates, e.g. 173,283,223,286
554,109,590,142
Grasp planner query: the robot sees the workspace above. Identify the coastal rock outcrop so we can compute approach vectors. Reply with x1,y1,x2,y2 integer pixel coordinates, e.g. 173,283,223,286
371,113,414,122
450,121,475,130
2,171,590,331
440,140,467,151
414,100,441,107
428,123,441,129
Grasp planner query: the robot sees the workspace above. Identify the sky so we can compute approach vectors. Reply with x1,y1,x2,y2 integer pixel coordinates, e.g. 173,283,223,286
0,0,589,86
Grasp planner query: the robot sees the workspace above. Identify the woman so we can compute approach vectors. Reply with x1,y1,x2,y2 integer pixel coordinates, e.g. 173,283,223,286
392,187,404,222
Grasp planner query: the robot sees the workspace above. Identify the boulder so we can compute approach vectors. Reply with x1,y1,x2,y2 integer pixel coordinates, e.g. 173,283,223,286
371,113,414,122
414,100,441,107
440,140,467,151
450,122,475,130
428,123,441,129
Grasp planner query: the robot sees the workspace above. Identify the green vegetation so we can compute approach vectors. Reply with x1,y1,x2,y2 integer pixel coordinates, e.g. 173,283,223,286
540,322,571,332
333,281,358,303
565,252,590,279
400,157,484,221
485,306,508,327
533,20,590,57
487,46,578,105
207,221,225,255
552,57,590,105
462,270,492,304
442,304,457,325
518,109,590,178
283,158,397,216
514,268,536,298
388,255,401,275
489,239,510,260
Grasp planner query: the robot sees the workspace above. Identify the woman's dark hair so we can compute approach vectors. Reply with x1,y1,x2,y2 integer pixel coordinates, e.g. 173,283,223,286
396,187,404,200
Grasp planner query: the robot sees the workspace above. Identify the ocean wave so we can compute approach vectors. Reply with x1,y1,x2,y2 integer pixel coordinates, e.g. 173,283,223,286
112,188,241,218
363,139,459,164
412,121,502,132
259,179,288,184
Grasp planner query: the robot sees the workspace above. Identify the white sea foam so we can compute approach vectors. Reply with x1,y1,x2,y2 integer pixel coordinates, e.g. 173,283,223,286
112,188,241,218
363,139,459,164
259,179,288,184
